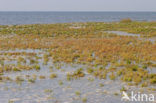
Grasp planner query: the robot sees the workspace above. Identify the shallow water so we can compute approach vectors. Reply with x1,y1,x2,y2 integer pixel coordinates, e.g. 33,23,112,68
106,31,156,43
0,49,155,103
107,31,140,37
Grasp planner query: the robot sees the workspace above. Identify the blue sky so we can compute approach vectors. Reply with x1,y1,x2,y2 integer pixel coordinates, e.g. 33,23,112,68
0,0,156,11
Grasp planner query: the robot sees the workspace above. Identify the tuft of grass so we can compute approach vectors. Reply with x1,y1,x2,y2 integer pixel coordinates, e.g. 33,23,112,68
39,75,46,79
50,73,57,79
33,65,40,71
75,91,81,96
44,89,53,93
13,67,21,72
87,68,94,74
114,92,119,96
120,86,127,92
141,82,148,87
99,83,104,87
82,97,87,103
109,73,116,80
15,76,24,83
28,78,35,83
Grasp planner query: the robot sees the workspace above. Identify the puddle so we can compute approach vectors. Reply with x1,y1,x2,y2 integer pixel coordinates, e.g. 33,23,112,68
107,31,140,37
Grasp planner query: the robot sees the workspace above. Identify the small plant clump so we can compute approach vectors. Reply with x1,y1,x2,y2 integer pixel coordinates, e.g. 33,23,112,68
50,73,57,79
44,89,53,93
75,91,81,96
109,73,116,80
66,68,85,80
15,76,24,83
28,78,35,83
39,75,46,79
99,83,104,87
82,97,87,103
33,65,40,71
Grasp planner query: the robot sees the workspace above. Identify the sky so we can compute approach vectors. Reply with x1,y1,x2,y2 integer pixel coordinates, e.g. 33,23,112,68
0,0,156,11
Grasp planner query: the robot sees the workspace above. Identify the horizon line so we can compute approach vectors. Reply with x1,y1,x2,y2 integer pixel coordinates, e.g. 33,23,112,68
0,11,156,12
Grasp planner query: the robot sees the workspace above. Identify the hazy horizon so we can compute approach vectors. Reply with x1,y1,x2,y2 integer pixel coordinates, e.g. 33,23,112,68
0,11,156,12
0,0,156,12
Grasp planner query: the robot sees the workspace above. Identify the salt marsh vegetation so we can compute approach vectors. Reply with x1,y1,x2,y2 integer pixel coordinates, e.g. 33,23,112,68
0,20,155,103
